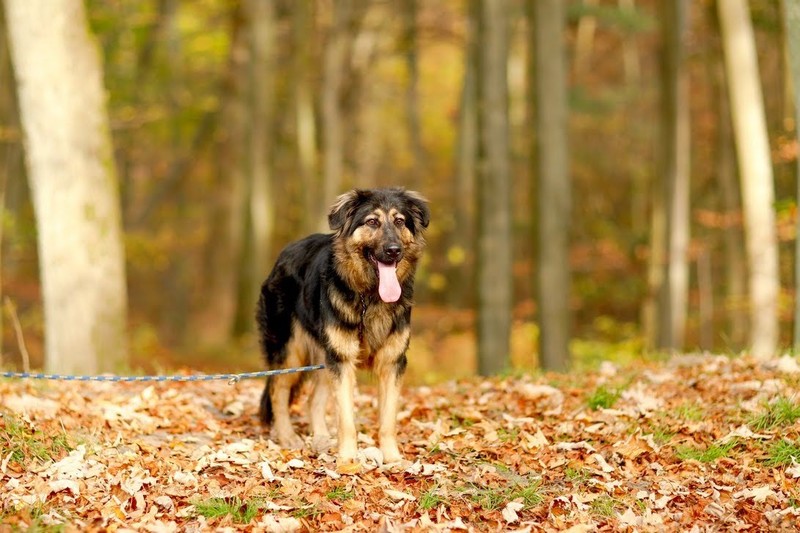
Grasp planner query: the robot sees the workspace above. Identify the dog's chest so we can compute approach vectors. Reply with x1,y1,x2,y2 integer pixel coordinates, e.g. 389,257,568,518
359,304,394,354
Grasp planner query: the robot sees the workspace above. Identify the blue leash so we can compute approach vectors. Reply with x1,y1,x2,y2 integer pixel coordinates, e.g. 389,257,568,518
0,364,325,384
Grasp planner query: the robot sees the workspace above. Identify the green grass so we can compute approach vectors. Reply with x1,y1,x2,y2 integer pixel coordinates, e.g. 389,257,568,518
648,424,676,445
586,385,622,410
675,440,738,463
0,413,73,464
326,485,355,502
192,497,261,524
565,467,591,485
464,479,543,511
765,439,800,467
675,401,704,422
419,484,447,511
749,396,800,431
590,495,619,517
497,427,520,442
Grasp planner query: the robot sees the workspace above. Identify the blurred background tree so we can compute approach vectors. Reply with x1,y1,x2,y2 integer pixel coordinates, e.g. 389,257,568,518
0,0,797,379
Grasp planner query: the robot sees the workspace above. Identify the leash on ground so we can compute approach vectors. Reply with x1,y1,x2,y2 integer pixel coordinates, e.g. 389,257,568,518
0,364,326,385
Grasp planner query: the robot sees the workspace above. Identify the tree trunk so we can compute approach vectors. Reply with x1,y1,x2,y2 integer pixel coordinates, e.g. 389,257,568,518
657,0,690,351
320,0,351,229
718,0,779,359
447,0,479,310
195,5,247,345
4,0,128,373
476,0,512,376
783,0,800,352
534,0,571,371
234,0,276,334
403,0,424,187
715,60,747,349
292,1,319,235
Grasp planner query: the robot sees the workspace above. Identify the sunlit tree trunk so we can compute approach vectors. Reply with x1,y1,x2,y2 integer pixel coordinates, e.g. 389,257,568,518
476,0,512,376
658,0,690,351
4,0,128,373
783,0,800,352
718,0,779,359
534,0,571,371
573,0,598,79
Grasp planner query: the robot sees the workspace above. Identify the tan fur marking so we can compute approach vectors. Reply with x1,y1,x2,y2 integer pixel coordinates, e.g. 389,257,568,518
328,286,360,324
324,324,361,361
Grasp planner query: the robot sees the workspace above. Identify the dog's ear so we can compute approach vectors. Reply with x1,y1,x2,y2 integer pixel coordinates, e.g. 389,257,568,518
404,190,430,231
328,189,370,232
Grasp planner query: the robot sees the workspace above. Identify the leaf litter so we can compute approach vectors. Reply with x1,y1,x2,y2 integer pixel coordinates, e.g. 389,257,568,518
1,354,800,531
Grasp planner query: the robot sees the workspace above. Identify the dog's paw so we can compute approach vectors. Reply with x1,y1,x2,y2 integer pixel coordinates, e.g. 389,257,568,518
310,434,335,455
276,431,305,450
380,444,403,464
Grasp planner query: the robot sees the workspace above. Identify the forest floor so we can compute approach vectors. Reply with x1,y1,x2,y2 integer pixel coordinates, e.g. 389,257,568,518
2,354,800,531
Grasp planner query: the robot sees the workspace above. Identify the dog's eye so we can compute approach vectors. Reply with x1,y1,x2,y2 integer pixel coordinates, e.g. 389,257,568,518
365,219,380,228
394,218,405,228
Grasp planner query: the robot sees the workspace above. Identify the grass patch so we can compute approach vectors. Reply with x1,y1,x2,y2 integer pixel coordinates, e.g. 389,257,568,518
326,485,355,502
192,496,261,524
565,467,591,485
675,440,738,463
586,385,622,410
464,479,543,511
419,484,447,511
749,396,800,431
590,495,619,517
292,503,322,519
497,427,520,443
0,413,73,464
648,424,676,445
765,439,800,467
675,401,704,422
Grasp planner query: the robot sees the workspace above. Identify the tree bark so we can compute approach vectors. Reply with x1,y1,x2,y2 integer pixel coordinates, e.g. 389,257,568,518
320,0,351,229
534,0,571,371
234,0,276,334
476,0,512,376
658,0,690,351
4,0,128,373
718,0,779,359
783,0,800,352
292,1,319,235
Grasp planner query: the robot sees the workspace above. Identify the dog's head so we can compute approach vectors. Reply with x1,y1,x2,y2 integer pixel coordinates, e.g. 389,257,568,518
329,188,430,302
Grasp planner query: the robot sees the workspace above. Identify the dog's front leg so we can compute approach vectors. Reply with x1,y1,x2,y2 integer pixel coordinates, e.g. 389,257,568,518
375,330,410,464
330,361,358,462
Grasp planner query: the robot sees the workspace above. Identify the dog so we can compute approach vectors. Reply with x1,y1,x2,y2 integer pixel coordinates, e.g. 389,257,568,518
256,187,430,464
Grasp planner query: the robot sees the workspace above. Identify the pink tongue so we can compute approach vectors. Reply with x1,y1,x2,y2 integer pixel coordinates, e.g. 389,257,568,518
377,261,402,302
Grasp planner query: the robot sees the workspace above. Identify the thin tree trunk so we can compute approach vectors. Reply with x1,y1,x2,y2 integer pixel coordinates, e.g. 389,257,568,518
573,0,598,79
195,6,247,345
235,0,276,334
477,0,512,376
783,0,800,352
403,0,424,187
320,0,351,229
718,0,779,359
715,61,747,349
447,0,479,309
534,0,571,371
292,1,319,235
4,0,128,373
658,0,690,351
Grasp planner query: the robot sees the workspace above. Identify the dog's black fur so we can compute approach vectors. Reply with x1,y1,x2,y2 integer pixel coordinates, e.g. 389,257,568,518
256,187,430,462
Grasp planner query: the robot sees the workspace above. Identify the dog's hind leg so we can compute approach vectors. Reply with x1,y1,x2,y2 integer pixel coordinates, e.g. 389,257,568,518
269,372,304,449
308,370,333,453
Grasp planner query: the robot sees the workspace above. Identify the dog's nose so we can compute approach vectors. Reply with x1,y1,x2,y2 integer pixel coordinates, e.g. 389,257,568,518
385,245,402,261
